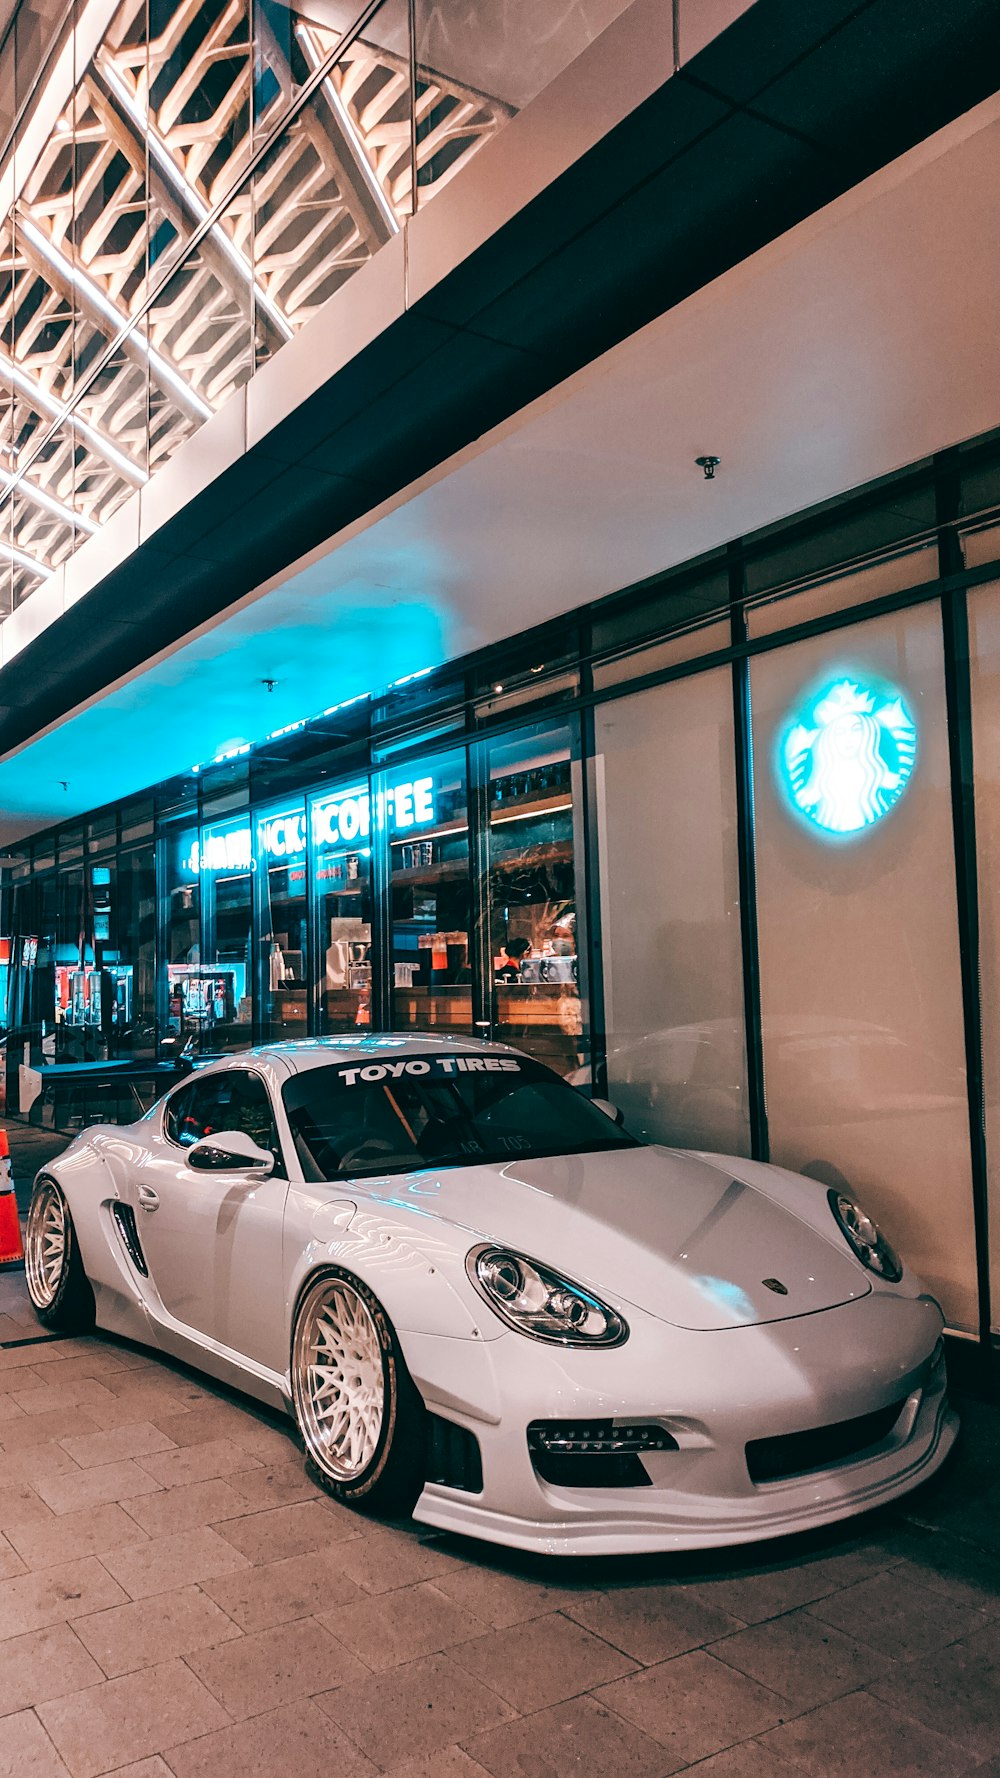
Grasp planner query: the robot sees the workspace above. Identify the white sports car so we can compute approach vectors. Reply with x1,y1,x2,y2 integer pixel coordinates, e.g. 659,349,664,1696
24,1035,956,1555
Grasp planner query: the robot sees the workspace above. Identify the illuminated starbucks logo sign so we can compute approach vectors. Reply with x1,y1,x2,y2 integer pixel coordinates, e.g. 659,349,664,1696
780,677,917,836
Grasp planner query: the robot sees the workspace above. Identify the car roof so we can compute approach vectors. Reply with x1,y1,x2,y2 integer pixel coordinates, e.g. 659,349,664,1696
199,1033,527,1077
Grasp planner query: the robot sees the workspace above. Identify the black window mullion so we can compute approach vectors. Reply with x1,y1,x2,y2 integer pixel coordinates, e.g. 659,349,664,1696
369,769,393,1032
730,548,769,1163
578,638,607,1097
469,738,494,1042
938,452,992,1363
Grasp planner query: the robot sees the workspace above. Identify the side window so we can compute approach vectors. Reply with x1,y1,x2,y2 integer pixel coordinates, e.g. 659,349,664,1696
164,1072,284,1173
198,1071,285,1175
163,1080,207,1147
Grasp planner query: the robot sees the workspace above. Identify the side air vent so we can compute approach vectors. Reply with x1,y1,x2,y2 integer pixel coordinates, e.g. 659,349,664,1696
425,1413,483,1493
112,1202,148,1276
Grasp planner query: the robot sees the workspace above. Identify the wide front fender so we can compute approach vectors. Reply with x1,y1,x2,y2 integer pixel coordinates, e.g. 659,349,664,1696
40,1139,119,1264
283,1187,498,1345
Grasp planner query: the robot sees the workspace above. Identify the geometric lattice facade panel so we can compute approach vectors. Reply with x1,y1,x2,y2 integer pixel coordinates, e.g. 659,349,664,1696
0,0,525,616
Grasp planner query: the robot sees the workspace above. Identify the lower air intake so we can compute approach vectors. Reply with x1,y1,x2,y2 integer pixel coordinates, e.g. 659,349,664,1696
746,1398,907,1485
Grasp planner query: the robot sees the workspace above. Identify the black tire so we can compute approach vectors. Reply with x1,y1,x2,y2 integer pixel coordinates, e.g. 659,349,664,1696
291,1269,426,1516
24,1177,96,1334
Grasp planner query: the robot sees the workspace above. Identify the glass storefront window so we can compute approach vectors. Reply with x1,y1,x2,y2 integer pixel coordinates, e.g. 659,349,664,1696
747,547,938,640
592,621,731,689
30,876,56,1073
199,816,253,1051
483,722,584,1077
595,670,748,1150
3,885,43,1056
412,0,627,204
87,812,116,856
53,866,93,1064
63,857,137,1060
163,827,201,1055
82,852,144,1058
116,849,156,1059
257,802,308,1040
312,782,374,1033
385,751,472,1033
751,607,977,1330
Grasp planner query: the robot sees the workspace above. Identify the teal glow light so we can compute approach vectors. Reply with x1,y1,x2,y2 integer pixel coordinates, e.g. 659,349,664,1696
693,1275,755,1321
190,672,435,774
779,676,917,837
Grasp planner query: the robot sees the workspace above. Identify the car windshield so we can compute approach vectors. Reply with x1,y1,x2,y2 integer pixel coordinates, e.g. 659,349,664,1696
282,1053,640,1179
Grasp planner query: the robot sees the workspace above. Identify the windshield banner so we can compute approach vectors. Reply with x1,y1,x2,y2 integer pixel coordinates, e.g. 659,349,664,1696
335,1055,522,1087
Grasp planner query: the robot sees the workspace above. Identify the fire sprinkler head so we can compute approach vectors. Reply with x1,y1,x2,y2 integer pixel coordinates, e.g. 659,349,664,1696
695,455,721,481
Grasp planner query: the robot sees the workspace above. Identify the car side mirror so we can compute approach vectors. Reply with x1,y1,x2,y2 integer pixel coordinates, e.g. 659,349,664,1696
186,1130,275,1175
591,1098,625,1126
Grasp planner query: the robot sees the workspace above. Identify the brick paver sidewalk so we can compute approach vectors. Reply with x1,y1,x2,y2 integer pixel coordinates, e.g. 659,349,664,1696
1,1271,998,1777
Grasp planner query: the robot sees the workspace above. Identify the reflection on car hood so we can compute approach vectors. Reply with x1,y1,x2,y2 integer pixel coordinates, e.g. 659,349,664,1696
357,1144,870,1330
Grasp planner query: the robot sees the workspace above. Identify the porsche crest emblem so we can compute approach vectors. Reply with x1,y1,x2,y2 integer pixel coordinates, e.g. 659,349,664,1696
762,1278,789,1296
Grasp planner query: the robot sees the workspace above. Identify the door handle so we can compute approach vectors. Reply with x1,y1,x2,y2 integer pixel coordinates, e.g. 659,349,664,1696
137,1185,159,1212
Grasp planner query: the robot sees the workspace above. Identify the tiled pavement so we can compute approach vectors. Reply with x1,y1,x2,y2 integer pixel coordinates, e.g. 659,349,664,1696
1,1264,999,1778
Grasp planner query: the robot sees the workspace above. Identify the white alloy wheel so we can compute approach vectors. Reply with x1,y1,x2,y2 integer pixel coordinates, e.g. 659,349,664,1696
25,1179,67,1308
293,1276,387,1482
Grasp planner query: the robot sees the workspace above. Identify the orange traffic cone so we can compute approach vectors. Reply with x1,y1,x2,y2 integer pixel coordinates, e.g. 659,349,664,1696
0,1131,24,1268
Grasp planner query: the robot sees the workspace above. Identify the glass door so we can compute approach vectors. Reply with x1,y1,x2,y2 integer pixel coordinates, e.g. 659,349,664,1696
115,848,156,1059
162,826,201,1056
257,803,309,1040
384,750,473,1034
481,720,585,1077
53,865,98,1063
199,817,253,1051
311,782,374,1032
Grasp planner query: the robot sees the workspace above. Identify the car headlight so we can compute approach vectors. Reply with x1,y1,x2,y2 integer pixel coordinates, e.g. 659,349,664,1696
829,1190,903,1282
467,1245,628,1346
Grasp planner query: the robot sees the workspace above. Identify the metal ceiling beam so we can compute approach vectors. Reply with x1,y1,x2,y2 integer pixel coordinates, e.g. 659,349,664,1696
0,346,148,486
17,213,212,426
0,0,511,617
92,59,294,349
0,0,123,221
295,22,400,243
0,469,99,535
0,537,55,579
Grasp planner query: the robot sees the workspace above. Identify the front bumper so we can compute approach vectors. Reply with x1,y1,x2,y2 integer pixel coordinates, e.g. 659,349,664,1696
406,1289,955,1555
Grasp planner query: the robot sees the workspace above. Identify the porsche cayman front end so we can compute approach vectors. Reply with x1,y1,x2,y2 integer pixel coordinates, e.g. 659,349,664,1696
408,1283,952,1555
375,1140,957,1556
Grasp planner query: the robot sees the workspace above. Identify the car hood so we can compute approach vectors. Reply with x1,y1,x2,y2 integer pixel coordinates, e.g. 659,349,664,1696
358,1144,870,1330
